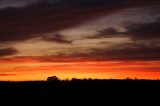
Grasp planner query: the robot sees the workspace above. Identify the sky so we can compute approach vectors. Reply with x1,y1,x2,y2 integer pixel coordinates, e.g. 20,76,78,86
0,0,160,81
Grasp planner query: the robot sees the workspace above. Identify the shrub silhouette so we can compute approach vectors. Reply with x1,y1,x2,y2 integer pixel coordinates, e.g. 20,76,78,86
47,76,59,81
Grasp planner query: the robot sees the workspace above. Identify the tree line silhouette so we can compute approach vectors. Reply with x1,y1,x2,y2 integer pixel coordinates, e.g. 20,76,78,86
46,75,158,81
0,75,159,105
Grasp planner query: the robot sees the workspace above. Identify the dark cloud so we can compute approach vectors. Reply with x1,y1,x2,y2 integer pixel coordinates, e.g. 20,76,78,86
125,18,160,40
0,0,39,9
0,47,18,57
0,0,63,9
84,19,160,60
42,34,72,44
0,0,159,43
96,17,160,40
77,46,160,61
0,0,149,10
0,0,159,7
89,27,120,39
76,20,160,61
100,27,119,36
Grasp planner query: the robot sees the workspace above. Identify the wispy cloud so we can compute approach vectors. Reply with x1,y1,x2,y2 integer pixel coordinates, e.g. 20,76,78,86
0,47,18,57
0,74,16,76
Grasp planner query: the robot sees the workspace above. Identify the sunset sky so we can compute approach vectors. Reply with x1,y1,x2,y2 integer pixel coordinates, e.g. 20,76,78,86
0,0,160,81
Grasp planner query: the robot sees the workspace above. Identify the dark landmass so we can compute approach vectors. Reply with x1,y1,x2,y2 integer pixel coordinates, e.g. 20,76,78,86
0,79,160,105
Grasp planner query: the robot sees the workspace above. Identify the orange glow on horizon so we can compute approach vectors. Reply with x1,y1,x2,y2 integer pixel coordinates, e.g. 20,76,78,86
0,59,160,81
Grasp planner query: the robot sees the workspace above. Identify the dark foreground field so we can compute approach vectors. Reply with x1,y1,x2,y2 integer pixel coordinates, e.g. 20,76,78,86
0,79,160,105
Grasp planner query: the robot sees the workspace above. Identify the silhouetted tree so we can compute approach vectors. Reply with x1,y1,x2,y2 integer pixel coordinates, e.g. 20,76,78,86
71,78,79,81
126,77,132,80
47,76,60,81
